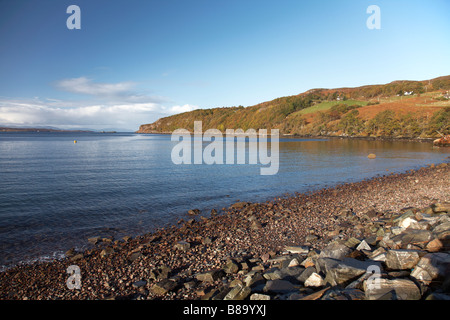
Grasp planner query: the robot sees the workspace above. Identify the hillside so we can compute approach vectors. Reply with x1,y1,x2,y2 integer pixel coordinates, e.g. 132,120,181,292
137,76,450,138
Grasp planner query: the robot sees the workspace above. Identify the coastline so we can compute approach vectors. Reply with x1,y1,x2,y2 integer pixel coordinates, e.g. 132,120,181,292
0,161,449,300
136,130,438,143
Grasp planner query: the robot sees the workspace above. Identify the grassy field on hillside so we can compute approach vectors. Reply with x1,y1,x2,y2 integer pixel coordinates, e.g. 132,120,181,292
296,100,368,115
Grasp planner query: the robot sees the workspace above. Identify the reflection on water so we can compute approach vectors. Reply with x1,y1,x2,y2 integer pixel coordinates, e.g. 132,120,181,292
0,132,448,269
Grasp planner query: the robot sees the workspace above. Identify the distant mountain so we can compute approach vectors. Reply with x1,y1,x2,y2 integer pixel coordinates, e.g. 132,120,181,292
137,75,450,139
0,127,94,133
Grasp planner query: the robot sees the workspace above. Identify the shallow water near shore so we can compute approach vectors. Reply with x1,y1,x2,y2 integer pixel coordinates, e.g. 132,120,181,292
0,132,448,270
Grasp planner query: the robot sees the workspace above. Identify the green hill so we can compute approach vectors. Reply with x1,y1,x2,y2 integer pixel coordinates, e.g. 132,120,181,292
137,75,450,138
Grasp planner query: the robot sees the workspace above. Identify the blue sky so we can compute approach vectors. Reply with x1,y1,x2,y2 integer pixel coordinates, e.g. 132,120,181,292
0,0,449,131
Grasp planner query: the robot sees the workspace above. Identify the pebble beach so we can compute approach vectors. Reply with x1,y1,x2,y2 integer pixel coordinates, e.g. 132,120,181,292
0,161,449,300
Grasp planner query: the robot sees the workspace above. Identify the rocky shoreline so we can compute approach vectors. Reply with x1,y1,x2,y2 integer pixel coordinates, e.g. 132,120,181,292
0,162,449,300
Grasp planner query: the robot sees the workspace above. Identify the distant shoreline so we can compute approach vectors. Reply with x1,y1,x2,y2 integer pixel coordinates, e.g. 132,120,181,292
0,127,95,133
136,131,437,144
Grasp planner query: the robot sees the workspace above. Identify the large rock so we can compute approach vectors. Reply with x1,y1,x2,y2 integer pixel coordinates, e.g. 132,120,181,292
324,258,382,287
298,266,317,284
364,278,421,300
244,273,265,288
223,283,251,300
319,241,352,260
410,252,450,285
391,229,432,247
150,279,178,295
224,259,240,274
262,267,283,281
314,257,340,275
393,210,416,227
432,222,450,241
432,202,450,214
263,280,297,294
196,269,225,283
149,265,171,281
385,250,421,270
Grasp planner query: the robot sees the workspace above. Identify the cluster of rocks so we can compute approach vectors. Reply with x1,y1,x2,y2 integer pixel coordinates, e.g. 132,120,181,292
147,202,450,300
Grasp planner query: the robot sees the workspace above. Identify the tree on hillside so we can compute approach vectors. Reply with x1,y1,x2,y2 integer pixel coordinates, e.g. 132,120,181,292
338,110,364,136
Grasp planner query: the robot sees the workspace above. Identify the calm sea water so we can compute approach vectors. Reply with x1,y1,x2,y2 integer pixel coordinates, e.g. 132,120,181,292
0,132,448,269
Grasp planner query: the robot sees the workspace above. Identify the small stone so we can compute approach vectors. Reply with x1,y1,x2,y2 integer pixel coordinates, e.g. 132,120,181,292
426,238,443,252
285,246,309,255
250,293,271,300
150,279,178,295
304,272,323,287
305,234,319,242
224,259,240,274
188,209,200,215
260,253,270,263
344,237,361,248
250,220,263,230
174,240,191,251
300,257,315,268
231,202,249,209
390,227,404,236
368,247,387,261
88,236,100,245
356,240,371,251
122,236,132,242
183,280,198,290
65,248,75,257
132,280,147,288
128,252,143,262
70,253,84,262
432,202,450,213
149,266,172,280
299,287,329,300
288,258,301,267
202,237,212,245
100,247,114,258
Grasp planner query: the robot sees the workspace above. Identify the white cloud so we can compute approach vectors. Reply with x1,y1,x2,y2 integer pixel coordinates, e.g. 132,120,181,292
0,78,201,131
0,98,200,131
0,98,164,131
168,104,198,114
55,77,135,97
